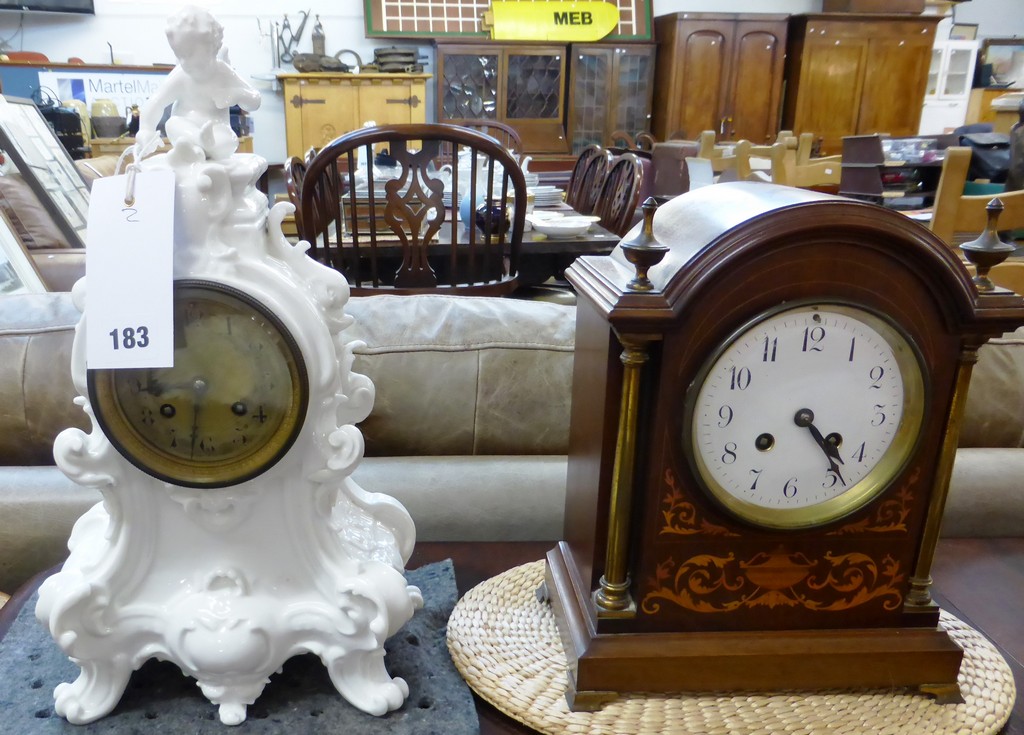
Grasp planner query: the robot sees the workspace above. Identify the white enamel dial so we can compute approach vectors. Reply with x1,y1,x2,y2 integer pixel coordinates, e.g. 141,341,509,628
688,303,925,529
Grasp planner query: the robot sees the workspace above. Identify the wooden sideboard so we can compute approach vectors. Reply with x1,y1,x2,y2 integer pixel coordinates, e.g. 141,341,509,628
782,13,940,155
967,87,1022,125
277,73,431,160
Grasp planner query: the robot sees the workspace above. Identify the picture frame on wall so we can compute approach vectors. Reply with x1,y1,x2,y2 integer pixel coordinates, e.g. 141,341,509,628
949,23,978,41
981,39,1024,87
0,209,48,294
0,95,89,249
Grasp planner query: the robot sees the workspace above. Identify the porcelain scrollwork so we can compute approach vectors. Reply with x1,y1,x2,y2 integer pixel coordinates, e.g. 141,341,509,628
36,5,420,726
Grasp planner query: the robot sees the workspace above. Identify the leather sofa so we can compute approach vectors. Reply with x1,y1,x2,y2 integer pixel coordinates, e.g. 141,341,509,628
2,289,1023,594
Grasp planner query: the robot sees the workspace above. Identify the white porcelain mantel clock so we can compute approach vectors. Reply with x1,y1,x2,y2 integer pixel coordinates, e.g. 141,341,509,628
34,7,421,726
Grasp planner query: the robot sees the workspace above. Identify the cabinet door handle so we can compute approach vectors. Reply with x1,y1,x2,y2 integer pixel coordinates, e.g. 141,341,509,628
290,95,326,108
720,116,733,135
387,95,422,108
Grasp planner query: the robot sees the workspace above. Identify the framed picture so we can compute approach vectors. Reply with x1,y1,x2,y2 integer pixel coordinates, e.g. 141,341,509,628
949,23,978,41
0,95,89,249
981,39,1024,87
0,209,48,294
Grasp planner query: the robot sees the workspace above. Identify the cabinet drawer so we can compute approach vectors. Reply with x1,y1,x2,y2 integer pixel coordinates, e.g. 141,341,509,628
804,18,936,41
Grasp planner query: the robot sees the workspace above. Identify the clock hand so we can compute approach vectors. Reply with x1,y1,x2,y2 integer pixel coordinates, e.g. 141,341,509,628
794,408,846,485
189,378,208,460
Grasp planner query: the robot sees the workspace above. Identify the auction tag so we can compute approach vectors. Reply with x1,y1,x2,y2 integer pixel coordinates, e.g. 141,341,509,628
85,170,175,369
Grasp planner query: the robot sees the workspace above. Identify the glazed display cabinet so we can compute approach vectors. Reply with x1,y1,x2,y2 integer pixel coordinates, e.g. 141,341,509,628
436,42,655,159
919,39,978,135
568,44,655,155
436,43,568,155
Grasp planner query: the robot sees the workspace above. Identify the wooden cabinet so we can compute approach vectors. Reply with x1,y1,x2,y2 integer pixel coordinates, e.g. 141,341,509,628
436,43,569,155
782,14,940,155
278,73,430,159
967,87,1024,126
568,44,655,155
651,13,788,144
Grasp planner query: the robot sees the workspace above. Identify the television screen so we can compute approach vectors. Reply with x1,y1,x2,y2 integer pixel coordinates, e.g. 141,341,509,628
0,0,94,13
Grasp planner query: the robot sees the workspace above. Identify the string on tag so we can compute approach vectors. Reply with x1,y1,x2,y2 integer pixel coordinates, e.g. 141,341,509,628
114,146,141,207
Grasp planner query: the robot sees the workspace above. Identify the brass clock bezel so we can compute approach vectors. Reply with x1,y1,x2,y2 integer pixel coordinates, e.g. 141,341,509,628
684,301,927,530
87,279,309,489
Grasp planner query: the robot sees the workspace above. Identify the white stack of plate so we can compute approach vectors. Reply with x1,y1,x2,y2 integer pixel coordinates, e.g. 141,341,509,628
529,185,564,207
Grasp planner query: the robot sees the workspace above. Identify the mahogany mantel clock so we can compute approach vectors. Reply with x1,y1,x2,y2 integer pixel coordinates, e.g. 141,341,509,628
545,182,1024,708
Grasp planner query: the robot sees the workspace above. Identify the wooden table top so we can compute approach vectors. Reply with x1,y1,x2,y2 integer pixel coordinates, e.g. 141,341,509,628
4,539,1020,734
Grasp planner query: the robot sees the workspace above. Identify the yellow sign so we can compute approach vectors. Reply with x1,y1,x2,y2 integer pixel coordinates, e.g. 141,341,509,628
483,1,619,42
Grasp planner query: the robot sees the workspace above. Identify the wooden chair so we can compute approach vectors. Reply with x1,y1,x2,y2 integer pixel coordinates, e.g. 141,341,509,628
608,131,657,153
565,144,612,215
284,156,309,234
608,130,636,149
299,123,527,295
458,119,524,157
965,261,1024,295
930,146,1024,248
594,153,645,237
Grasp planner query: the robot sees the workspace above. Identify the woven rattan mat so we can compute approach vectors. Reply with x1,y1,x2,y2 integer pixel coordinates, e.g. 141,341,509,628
448,560,1016,735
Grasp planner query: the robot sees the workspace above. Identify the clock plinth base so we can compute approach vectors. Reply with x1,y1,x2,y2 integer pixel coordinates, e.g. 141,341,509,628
545,547,965,711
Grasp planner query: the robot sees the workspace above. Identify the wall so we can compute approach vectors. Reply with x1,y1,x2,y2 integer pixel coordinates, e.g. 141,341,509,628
0,0,1020,163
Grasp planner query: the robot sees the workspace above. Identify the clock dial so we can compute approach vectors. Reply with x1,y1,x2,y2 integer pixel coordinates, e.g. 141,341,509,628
89,280,309,488
688,303,925,529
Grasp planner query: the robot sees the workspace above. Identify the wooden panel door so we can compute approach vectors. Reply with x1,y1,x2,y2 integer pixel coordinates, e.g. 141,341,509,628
858,31,935,138
726,21,787,143
652,14,787,143
280,74,430,159
791,39,868,154
653,19,733,140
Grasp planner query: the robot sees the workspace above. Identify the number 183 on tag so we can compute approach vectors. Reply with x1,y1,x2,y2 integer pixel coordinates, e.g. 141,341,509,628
85,170,175,370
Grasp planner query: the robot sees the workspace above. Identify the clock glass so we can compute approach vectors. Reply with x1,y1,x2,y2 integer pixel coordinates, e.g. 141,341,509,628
88,280,309,488
687,303,925,529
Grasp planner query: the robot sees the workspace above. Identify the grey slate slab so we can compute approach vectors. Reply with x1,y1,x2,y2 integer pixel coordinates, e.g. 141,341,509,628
0,560,477,734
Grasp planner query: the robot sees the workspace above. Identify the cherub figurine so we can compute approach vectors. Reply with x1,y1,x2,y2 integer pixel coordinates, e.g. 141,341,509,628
133,5,260,163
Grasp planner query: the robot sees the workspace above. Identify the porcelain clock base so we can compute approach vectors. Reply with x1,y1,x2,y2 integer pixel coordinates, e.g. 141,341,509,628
36,468,421,725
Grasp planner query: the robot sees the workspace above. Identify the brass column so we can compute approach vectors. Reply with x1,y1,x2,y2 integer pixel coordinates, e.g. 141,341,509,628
907,347,979,607
595,337,649,615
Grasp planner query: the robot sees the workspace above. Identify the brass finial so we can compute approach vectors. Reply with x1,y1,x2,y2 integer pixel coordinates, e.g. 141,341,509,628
621,197,668,292
960,198,1015,292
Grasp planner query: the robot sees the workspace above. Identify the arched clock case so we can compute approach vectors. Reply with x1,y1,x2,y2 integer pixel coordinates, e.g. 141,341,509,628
545,183,1024,708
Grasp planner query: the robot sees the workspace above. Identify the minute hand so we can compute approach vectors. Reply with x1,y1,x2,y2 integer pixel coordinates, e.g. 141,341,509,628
794,408,845,484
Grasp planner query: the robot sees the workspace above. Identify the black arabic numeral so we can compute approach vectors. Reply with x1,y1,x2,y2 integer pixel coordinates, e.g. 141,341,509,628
762,336,777,362
730,366,751,390
802,325,825,352
722,442,738,464
869,365,884,389
783,477,798,498
749,468,763,490
872,404,887,426
718,405,734,428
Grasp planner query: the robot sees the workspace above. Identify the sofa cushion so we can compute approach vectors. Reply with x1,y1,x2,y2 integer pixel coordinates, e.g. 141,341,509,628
0,292,85,465
345,294,575,456
960,327,1024,448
